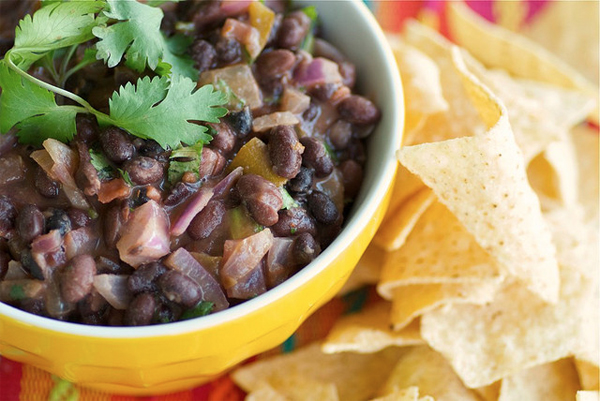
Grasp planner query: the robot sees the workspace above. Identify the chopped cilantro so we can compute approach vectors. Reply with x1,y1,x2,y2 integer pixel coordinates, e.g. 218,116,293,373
118,168,134,186
300,6,318,53
214,78,246,110
9,284,26,301
89,148,115,180
168,141,203,184
180,301,214,320
280,187,299,210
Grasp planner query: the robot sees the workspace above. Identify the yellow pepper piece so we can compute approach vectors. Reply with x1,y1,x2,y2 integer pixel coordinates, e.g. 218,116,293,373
249,1,275,53
228,137,287,187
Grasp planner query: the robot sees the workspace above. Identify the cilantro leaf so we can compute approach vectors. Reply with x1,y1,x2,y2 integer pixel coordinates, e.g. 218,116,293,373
180,301,214,320
93,0,197,79
0,61,79,144
89,148,115,180
108,75,227,149
168,141,203,184
11,1,105,70
280,187,299,210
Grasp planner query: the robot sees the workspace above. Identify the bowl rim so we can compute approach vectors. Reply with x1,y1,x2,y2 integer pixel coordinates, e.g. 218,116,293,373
0,0,403,339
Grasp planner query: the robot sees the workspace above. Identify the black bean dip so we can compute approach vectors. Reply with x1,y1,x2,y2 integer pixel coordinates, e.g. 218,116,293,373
0,0,380,326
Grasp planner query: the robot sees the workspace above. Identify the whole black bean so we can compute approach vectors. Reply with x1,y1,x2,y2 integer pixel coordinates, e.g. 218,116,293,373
100,126,135,163
68,208,91,229
337,95,381,125
45,208,71,235
293,232,321,266
17,205,44,242
226,107,252,137
300,137,334,178
164,182,193,206
190,39,217,73
198,147,226,180
103,203,125,248
124,293,157,326
35,167,60,198
209,123,236,154
128,262,167,294
188,200,226,240
256,49,296,79
60,254,96,303
123,156,163,185
159,270,202,308
268,126,304,179
75,114,99,143
0,196,17,237
308,191,339,224
137,139,168,162
0,250,10,280
271,207,316,237
287,167,313,194
237,174,283,227
21,249,44,280
340,159,363,199
302,102,320,123
277,11,311,50
328,120,353,150
215,36,242,65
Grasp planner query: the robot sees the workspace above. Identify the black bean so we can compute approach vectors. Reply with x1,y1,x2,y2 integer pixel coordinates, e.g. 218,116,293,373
67,208,92,229
100,126,135,163
337,95,380,125
35,167,60,198
343,138,366,165
164,182,193,207
95,256,122,275
300,137,334,178
137,139,168,162
209,123,236,154
0,250,10,280
287,167,313,194
302,102,320,123
159,270,202,308
188,200,226,240
124,293,157,326
123,156,163,185
0,196,17,238
215,36,242,65
340,160,363,199
128,262,167,294
271,207,317,237
17,205,44,242
277,11,311,50
268,126,304,179
60,254,96,303
21,249,44,280
237,174,283,227
45,208,71,235
103,203,125,248
308,191,339,224
75,114,99,143
190,39,217,73
226,107,252,137
256,49,296,79
293,232,321,266
198,147,226,179
329,120,353,150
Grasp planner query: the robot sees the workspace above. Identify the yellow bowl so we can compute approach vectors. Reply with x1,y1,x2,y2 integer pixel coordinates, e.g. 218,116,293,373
0,0,403,395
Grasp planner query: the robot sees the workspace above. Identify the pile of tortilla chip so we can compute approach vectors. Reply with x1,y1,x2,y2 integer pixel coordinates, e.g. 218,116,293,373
231,2,599,400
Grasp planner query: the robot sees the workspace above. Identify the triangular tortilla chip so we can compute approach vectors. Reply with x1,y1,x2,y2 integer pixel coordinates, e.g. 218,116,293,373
577,391,600,401
340,244,386,294
322,302,424,354
370,387,435,401
570,123,600,224
397,46,559,303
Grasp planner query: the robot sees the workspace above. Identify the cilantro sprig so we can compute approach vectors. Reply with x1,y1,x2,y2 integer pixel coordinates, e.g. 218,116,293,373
0,0,227,149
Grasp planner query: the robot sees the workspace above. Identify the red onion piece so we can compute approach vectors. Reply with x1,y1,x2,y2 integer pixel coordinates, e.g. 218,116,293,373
93,274,132,310
265,237,295,288
221,228,273,289
293,57,343,89
219,0,253,17
117,200,170,268
226,259,267,299
64,227,99,261
163,248,229,311
170,186,214,237
213,166,243,198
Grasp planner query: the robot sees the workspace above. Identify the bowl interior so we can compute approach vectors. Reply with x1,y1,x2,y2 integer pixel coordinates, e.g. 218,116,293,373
0,0,403,338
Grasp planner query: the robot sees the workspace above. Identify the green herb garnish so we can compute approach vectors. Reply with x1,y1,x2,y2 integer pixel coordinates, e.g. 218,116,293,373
89,148,115,180
300,6,318,53
168,140,203,184
280,187,299,210
180,301,214,320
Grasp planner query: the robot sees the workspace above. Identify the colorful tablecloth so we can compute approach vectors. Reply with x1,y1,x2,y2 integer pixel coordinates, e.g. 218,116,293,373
0,1,563,400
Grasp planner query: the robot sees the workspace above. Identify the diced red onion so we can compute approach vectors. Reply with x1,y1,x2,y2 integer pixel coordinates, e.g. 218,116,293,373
170,186,214,237
221,228,273,289
0,154,25,186
221,18,261,59
213,167,243,198
293,57,343,89
32,229,63,255
265,237,295,288
163,248,229,311
226,260,267,299
64,227,99,261
93,274,132,310
117,200,170,268
219,0,253,18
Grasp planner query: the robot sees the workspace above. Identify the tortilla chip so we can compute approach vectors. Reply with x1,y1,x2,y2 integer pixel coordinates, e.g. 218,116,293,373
322,302,424,354
378,201,502,299
474,382,501,401
570,124,600,224
232,343,404,401
390,281,501,331
446,1,598,124
340,244,386,294
576,359,600,392
578,392,600,401
246,382,289,401
369,387,435,401
379,346,482,401
373,188,436,252
397,44,559,303
498,358,580,401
